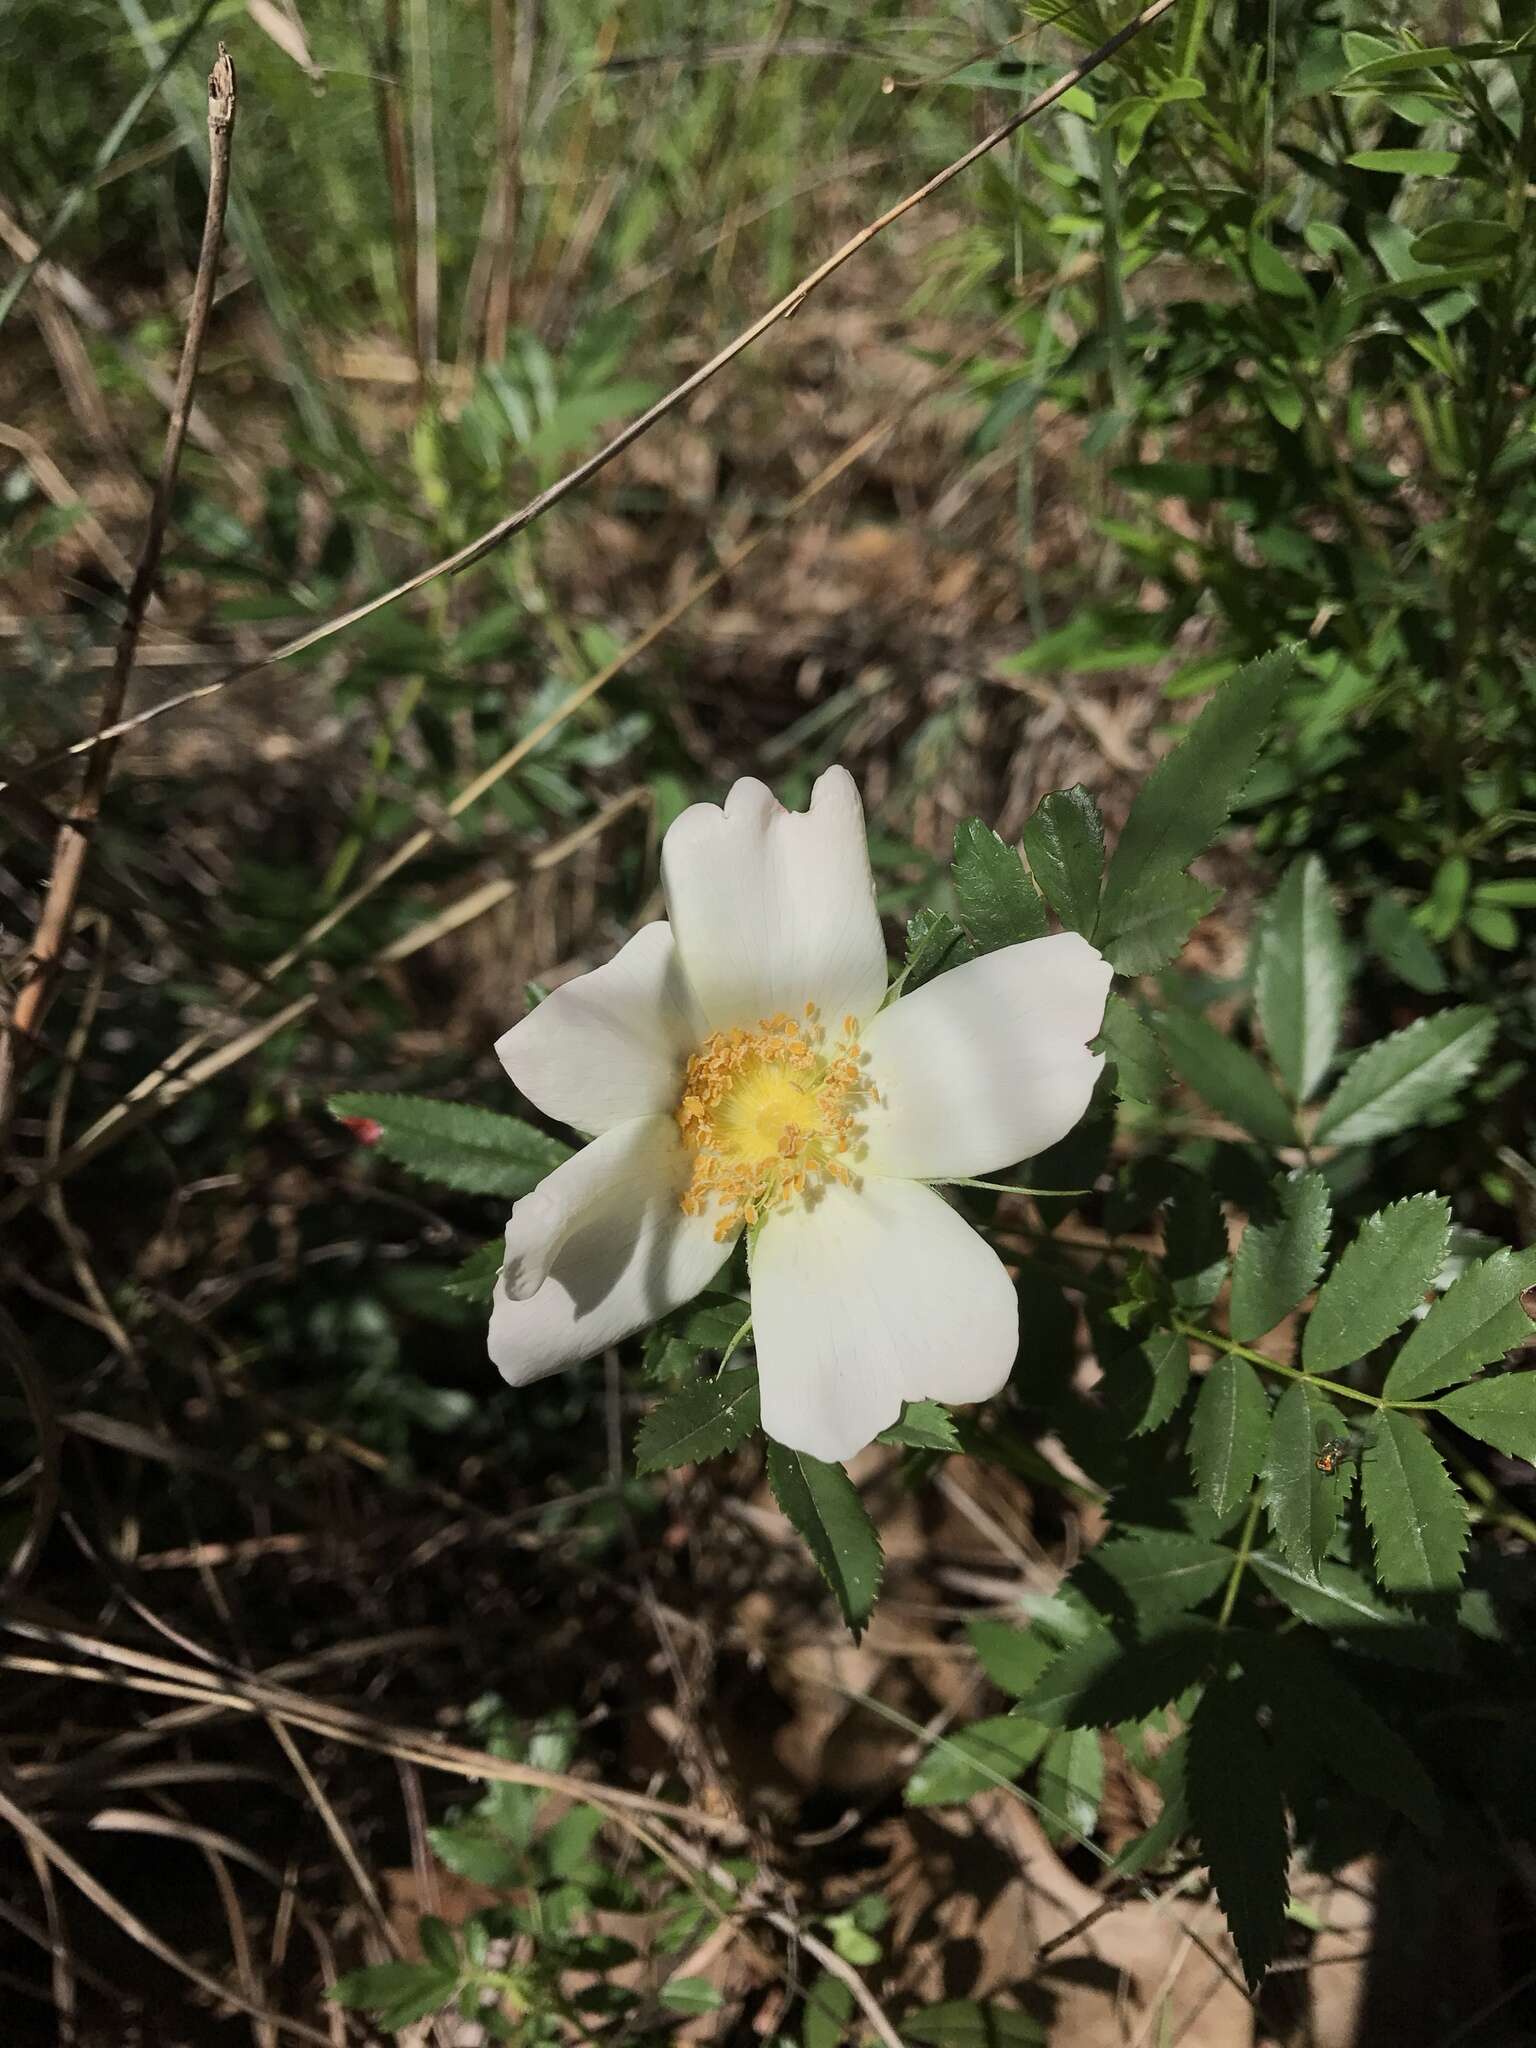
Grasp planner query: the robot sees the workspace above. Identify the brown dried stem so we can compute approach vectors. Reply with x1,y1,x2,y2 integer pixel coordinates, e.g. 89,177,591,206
0,45,238,1143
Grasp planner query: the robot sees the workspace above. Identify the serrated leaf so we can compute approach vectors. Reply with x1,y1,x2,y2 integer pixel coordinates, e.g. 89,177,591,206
1094,994,1168,1105
1100,649,1296,934
330,1961,458,2013
1313,1007,1496,1147
967,1618,1060,1696
1238,1638,1440,1834
1262,1382,1346,1575
1016,1623,1219,1729
329,1092,570,1198
443,1239,505,1303
1364,895,1447,995
765,1442,884,1637
1098,871,1220,977
1128,1329,1192,1436
904,1714,1050,1806
904,907,976,991
1384,1248,1536,1399
1187,1678,1289,1986
1303,1195,1451,1372
426,1825,524,1887
1361,1411,1469,1593
1165,1171,1229,1309
1255,855,1349,1103
1189,1357,1271,1522
906,1999,1046,2044
1093,1529,1231,1619
952,818,1049,951
1249,1554,1457,1669
1039,1726,1103,1844
635,1367,760,1472
659,1977,724,2014
877,1399,962,1451
1230,1171,1331,1343
1021,785,1104,935
1157,1010,1296,1148
1434,1373,1536,1460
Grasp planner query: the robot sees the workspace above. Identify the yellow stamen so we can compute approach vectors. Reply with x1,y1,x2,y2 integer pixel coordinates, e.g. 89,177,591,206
675,1010,870,1240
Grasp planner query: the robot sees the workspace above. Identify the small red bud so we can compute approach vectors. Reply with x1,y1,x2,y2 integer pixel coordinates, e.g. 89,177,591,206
337,1114,384,1147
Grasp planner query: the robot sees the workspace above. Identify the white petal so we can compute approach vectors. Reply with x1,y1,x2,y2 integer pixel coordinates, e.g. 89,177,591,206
750,1177,1018,1462
496,922,702,1136
489,1116,731,1385
859,931,1111,1182
661,766,888,1033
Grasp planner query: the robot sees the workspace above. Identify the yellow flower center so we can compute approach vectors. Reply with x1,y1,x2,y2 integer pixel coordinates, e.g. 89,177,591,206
676,1005,872,1241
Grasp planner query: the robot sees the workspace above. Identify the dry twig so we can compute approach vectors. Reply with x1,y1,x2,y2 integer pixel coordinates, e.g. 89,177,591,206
0,46,238,1142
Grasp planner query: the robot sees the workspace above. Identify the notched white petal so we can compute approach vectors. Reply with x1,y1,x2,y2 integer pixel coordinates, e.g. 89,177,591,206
489,1116,732,1385
661,765,888,1034
496,921,701,1137
861,931,1112,1182
750,1177,1019,1463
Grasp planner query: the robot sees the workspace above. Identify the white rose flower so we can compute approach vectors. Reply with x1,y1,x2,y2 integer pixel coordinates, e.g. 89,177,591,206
490,768,1111,1463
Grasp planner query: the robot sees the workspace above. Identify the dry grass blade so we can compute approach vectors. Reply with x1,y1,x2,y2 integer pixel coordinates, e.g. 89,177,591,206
4,0,1177,785
0,45,238,1141
0,1307,63,1598
0,1783,336,2047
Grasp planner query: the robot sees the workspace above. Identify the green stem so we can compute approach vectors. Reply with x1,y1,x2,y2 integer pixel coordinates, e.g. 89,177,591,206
1172,1319,1437,1414
1217,1491,1263,1628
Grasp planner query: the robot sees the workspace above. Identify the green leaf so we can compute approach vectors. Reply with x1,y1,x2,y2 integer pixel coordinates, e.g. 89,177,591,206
1313,1007,1496,1146
905,1714,1050,1806
1098,872,1219,977
1346,148,1459,173
1239,1638,1440,1834
1187,1677,1289,1987
1021,785,1105,935
765,1443,884,1637
1230,1172,1332,1344
967,1618,1060,1697
905,1998,1046,2045
1165,1173,1229,1310
1361,1411,1469,1593
1410,218,1515,262
1302,1195,1451,1373
803,1973,855,2048
1156,1009,1295,1148
635,1367,760,1472
426,1825,523,1888
1365,895,1447,995
443,1239,504,1303
1249,1553,1424,1641
1189,1357,1271,1522
952,819,1049,951
1262,1382,1346,1576
418,1915,457,1972
1128,1329,1192,1436
877,1399,962,1451
1099,649,1296,934
1094,994,1168,1105
1093,1529,1232,1619
1039,1726,1103,1844
1434,1374,1536,1460
1254,856,1348,1103
1384,1248,1536,1399
904,907,976,991
330,1962,457,2020
329,1092,570,1198
659,1977,724,2014
1248,229,1312,300
1016,1623,1219,1729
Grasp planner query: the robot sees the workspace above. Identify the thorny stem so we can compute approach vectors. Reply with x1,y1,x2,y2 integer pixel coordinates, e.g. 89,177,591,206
0,46,237,1145
1216,1491,1263,1628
